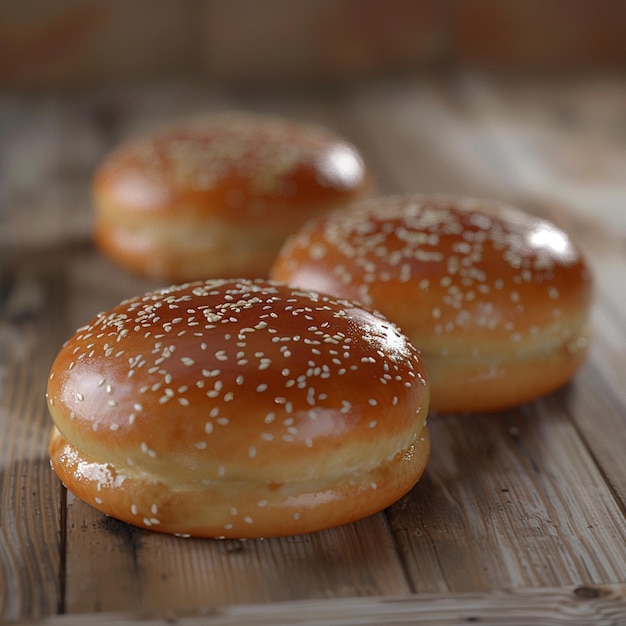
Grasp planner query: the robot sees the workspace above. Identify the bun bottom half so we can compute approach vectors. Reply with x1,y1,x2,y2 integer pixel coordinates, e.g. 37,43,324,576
49,425,430,539
423,330,590,414
94,215,291,282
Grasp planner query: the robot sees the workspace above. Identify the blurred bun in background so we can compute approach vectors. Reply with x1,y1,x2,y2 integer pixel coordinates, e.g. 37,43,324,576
92,112,373,282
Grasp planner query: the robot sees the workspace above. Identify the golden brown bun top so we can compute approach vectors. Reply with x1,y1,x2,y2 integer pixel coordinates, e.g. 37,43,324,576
93,112,373,225
46,279,428,488
271,195,593,357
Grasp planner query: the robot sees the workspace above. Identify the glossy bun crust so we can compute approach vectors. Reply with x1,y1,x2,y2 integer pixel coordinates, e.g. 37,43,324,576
271,195,593,413
93,113,373,281
47,279,429,538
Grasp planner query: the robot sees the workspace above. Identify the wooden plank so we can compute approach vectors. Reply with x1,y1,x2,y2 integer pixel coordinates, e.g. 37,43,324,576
65,498,410,614
387,408,626,593
344,79,521,199
21,584,626,626
558,330,626,507
0,251,65,621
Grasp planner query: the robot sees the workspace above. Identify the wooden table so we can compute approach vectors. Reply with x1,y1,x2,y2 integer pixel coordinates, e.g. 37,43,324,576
2,72,626,625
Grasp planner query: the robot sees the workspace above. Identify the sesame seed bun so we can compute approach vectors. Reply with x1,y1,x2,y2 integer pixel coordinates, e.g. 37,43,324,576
46,279,429,538
270,195,593,413
93,112,373,282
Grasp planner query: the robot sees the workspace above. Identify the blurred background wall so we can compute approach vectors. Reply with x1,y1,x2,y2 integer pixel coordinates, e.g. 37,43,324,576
2,0,625,90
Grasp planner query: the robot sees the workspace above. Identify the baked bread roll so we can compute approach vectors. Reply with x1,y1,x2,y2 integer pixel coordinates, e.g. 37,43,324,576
46,279,429,538
93,112,373,282
271,195,593,413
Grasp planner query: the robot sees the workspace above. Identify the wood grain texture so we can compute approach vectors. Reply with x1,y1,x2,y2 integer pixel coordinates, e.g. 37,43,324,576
64,486,409,614
389,405,626,593
1,73,626,623
0,252,65,621
16,584,626,625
